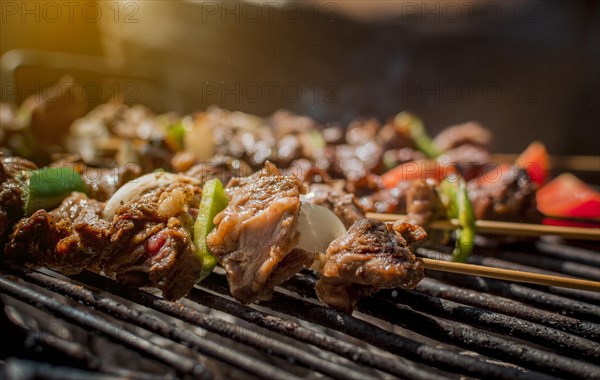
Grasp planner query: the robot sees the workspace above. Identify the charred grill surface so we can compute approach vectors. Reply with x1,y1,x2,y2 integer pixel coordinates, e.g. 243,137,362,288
1,238,599,380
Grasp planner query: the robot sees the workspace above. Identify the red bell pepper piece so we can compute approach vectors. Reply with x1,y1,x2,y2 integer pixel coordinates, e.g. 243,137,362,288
381,160,457,188
537,173,600,219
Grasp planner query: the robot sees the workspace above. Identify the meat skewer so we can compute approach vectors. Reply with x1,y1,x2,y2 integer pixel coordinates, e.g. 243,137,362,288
368,212,600,241
3,164,597,311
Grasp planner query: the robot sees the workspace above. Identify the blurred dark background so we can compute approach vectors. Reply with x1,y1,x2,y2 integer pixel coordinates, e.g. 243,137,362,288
1,0,599,155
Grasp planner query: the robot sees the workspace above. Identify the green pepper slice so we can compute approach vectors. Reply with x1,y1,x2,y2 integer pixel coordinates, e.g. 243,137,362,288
193,178,229,281
439,176,477,262
22,167,90,216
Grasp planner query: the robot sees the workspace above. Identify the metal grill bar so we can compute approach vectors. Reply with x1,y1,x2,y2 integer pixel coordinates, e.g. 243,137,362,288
541,286,600,304
487,250,600,281
2,359,121,380
0,276,211,380
3,264,303,380
418,249,600,319
191,279,455,380
358,297,600,379
16,332,170,380
185,287,450,380
282,274,600,379
67,271,375,380
203,274,554,380
1,248,598,379
428,270,600,323
380,288,600,360
536,241,600,267
415,278,600,342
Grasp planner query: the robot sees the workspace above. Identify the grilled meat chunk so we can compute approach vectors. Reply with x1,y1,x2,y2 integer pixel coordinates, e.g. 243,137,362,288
102,180,202,300
207,165,312,304
402,180,444,226
313,219,426,313
359,180,443,226
183,155,253,186
359,181,412,214
0,156,37,243
4,192,110,273
438,144,491,181
433,121,492,151
306,184,366,228
468,167,541,223
5,177,203,301
335,142,383,181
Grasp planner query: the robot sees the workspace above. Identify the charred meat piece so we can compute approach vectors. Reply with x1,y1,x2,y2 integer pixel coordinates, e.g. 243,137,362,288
433,121,492,151
359,181,412,214
335,142,383,181
22,78,88,150
345,118,380,146
402,180,444,226
4,192,110,274
305,184,366,229
87,102,163,141
0,156,37,243
437,145,491,181
468,167,541,223
270,109,316,137
184,155,253,186
382,148,426,169
5,174,204,301
205,107,307,169
207,164,312,304
345,174,383,198
313,219,425,313
359,180,443,226
376,119,417,151
102,179,202,300
138,140,175,173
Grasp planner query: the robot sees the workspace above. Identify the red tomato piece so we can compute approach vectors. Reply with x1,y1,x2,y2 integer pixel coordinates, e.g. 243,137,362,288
516,141,549,186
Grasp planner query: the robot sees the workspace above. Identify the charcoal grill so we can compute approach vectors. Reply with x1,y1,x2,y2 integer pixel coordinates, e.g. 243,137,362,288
1,236,599,380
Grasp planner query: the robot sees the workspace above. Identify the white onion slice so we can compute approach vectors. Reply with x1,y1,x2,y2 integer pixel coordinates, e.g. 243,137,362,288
103,172,200,220
297,200,346,254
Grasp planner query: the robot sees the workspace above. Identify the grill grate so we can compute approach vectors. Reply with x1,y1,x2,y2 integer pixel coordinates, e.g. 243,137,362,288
1,242,599,380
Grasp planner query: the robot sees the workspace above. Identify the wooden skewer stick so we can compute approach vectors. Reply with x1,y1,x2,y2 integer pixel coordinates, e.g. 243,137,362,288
366,213,600,241
420,258,600,292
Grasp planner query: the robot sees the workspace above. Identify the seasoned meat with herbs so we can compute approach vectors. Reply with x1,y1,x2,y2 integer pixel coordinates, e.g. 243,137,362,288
5,175,204,301
102,178,202,300
468,167,541,223
313,219,426,312
0,156,37,243
4,192,110,274
207,164,312,304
